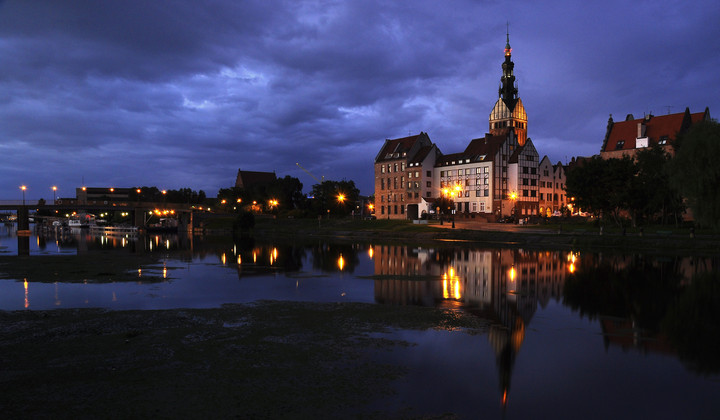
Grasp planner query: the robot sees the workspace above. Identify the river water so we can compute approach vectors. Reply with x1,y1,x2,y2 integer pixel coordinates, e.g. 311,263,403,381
1,224,719,418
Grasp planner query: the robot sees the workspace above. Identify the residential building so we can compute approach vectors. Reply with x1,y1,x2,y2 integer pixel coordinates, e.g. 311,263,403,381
373,32,540,219
374,132,436,219
538,156,567,216
599,107,710,160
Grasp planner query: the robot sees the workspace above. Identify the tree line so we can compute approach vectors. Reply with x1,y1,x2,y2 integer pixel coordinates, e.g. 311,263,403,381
566,120,720,230
217,176,361,218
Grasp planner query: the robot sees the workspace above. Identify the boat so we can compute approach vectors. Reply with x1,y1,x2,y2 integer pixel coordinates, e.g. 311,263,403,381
67,213,96,228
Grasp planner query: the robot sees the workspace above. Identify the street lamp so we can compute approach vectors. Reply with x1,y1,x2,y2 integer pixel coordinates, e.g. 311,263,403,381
20,185,26,205
509,191,518,223
52,186,57,205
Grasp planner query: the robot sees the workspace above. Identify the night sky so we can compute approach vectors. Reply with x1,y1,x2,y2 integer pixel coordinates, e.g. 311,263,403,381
2,0,719,201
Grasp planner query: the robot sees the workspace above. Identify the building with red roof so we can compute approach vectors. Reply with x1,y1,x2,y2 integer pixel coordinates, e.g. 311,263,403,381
600,107,710,159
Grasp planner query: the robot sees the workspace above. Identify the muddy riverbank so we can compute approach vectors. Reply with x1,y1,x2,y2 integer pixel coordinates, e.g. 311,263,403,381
0,301,487,418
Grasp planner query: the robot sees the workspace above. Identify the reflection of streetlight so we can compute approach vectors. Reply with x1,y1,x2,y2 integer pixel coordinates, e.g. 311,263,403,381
20,185,26,205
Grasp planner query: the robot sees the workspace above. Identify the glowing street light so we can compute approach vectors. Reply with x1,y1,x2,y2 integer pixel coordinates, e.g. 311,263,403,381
52,186,57,204
20,185,26,205
337,193,346,203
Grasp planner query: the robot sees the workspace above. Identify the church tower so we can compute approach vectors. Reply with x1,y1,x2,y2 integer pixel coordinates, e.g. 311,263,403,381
489,29,528,146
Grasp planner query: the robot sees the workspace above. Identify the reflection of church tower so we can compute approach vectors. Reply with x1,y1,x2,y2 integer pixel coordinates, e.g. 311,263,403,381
489,28,528,146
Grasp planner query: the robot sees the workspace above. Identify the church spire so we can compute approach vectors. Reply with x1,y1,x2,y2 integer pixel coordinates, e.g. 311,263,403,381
499,26,518,102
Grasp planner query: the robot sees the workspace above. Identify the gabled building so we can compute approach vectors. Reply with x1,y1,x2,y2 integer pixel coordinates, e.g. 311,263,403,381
373,32,540,220
600,107,710,159
507,138,539,217
374,132,437,219
435,135,501,215
538,156,566,216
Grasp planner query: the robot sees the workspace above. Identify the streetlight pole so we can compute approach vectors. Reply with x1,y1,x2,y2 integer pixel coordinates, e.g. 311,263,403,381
52,186,57,205
20,185,26,206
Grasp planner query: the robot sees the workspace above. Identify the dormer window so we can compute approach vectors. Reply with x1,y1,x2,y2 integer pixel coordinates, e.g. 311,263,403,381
615,140,625,150
659,136,668,145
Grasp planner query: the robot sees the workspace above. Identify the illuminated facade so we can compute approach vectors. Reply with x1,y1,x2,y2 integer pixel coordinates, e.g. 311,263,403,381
373,32,539,219
488,31,528,146
538,156,567,216
373,132,440,219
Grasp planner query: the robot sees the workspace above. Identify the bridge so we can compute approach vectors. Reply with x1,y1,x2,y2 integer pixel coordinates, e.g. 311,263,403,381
0,201,198,233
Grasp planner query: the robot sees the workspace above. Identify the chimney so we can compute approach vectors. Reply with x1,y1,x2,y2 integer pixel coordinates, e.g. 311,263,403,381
637,122,647,138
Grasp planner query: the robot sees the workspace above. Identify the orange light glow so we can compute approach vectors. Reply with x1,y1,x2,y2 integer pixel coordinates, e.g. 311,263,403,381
338,254,345,271
368,246,374,259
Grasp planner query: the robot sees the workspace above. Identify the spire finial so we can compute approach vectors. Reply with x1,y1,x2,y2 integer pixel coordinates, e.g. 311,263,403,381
504,22,511,56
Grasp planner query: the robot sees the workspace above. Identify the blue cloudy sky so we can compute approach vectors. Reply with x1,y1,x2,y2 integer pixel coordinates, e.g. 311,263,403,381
1,0,719,200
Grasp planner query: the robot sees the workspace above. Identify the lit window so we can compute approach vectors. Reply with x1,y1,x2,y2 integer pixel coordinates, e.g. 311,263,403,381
615,140,625,150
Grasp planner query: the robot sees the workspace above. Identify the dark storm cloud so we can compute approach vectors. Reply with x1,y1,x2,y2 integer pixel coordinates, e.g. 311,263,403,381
1,0,718,199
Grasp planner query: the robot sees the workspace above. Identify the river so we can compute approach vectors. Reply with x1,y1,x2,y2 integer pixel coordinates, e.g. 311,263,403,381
1,224,719,418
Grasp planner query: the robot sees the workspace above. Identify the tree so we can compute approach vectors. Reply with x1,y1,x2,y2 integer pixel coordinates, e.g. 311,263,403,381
566,156,635,225
632,145,685,225
311,179,360,217
434,195,454,219
670,120,720,230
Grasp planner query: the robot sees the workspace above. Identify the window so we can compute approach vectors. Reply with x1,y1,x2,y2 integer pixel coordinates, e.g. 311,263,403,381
659,136,668,145
401,163,405,171
465,169,472,175
472,202,477,212
381,206,385,214
426,181,431,188
522,179,529,186
381,166,385,174
414,192,419,198
381,179,385,190
476,190,482,197
480,202,485,212
544,170,549,176
426,171,431,177
394,163,398,172
523,167,529,174
615,140,625,150
531,190,536,197
531,167,536,175
440,171,445,177
407,192,412,198
523,190,529,197
415,171,420,178
465,191,470,197
426,191,431,198
408,172,412,179
530,179,537,186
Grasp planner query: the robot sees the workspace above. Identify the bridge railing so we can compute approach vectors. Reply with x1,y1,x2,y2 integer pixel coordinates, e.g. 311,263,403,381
0,200,41,206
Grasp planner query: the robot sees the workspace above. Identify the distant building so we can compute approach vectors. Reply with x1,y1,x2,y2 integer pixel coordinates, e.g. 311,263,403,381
75,187,132,205
235,169,276,190
599,107,711,159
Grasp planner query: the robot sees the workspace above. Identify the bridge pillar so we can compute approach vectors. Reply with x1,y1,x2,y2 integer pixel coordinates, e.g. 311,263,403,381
17,207,30,232
178,212,193,233
134,209,147,228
